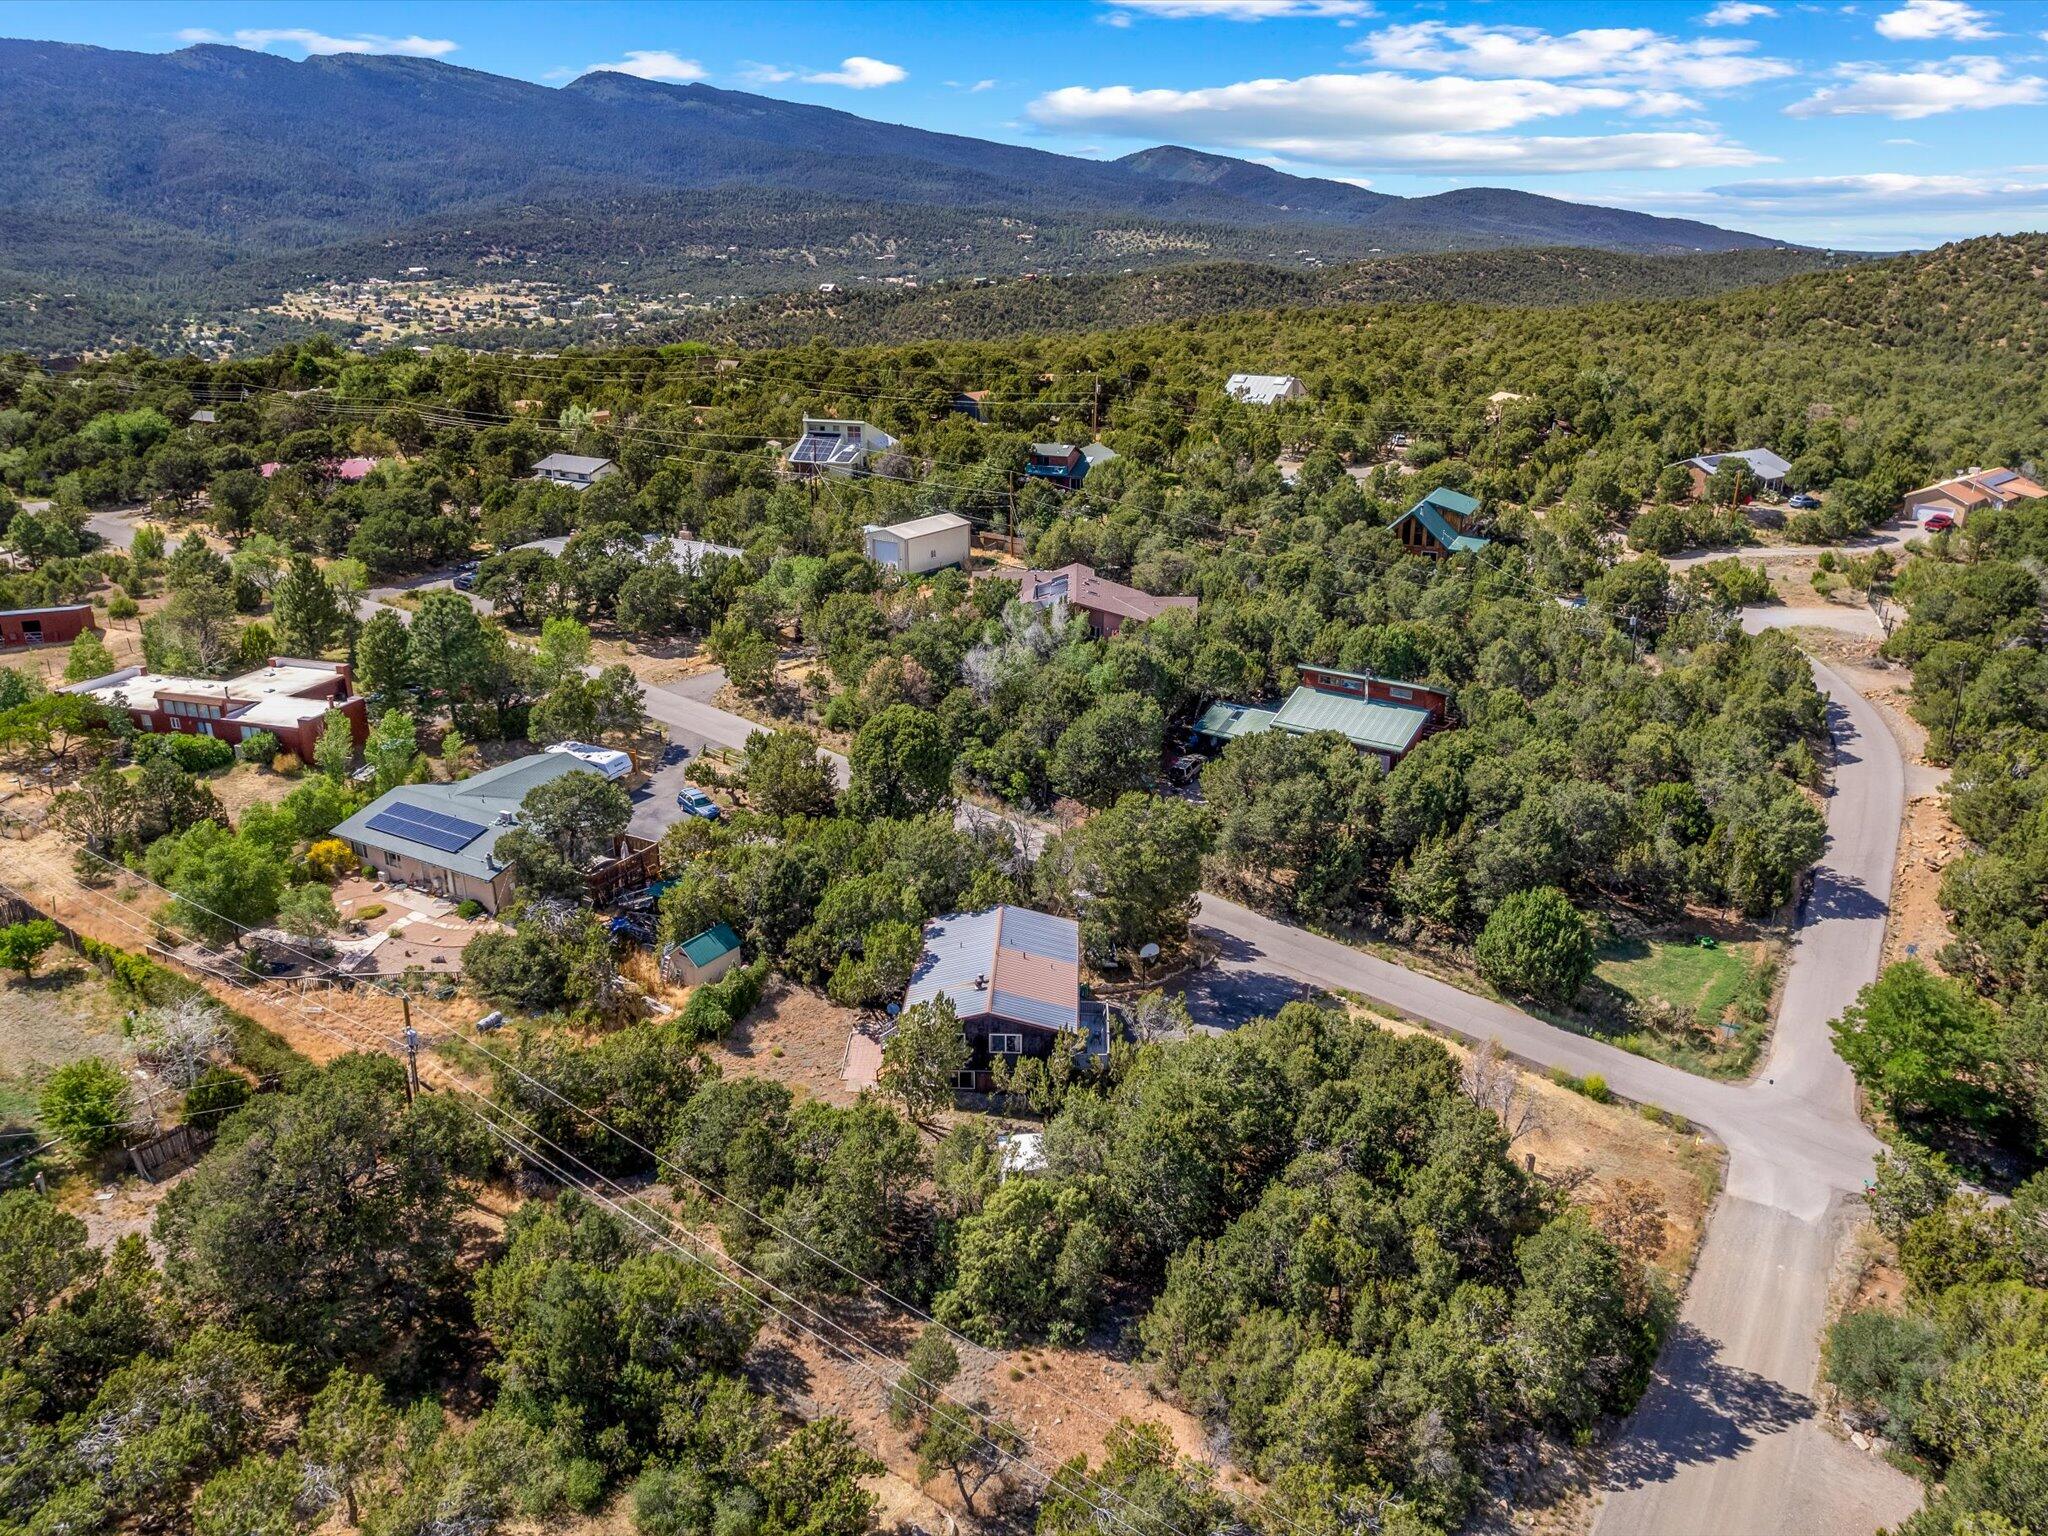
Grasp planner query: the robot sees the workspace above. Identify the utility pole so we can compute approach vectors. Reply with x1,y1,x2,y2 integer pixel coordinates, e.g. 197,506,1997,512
1091,379,1101,436
400,994,420,1103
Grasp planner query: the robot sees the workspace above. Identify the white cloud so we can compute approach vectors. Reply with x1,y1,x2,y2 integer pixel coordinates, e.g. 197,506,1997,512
1786,56,2045,117
970,78,997,92
1874,0,1995,39
1885,134,1924,143
739,62,796,84
1354,21,1792,90
177,26,456,57
579,49,705,82
1704,171,2048,212
1028,72,1764,170
803,56,907,88
1701,2,1775,23
1110,0,1376,18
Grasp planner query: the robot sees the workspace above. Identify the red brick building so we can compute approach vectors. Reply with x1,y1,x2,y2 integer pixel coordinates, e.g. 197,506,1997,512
66,657,367,762
0,604,97,648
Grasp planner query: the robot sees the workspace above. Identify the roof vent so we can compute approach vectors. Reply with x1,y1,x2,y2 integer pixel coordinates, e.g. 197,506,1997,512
974,973,989,990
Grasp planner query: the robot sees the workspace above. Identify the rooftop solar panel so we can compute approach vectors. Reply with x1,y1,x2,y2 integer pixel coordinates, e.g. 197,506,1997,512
366,803,488,854
1982,469,2018,486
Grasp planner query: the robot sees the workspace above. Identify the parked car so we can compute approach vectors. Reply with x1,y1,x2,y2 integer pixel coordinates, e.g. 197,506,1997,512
1921,511,1956,532
1787,492,1821,510
676,787,721,820
661,742,690,766
1167,754,1205,785
451,562,480,591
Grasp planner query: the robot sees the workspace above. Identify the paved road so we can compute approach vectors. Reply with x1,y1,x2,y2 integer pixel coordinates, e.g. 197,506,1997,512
1190,625,1919,1535
84,504,143,552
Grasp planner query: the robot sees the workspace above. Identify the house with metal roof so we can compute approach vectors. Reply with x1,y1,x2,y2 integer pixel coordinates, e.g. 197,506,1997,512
904,905,1084,1092
1676,448,1791,500
864,512,974,575
67,657,365,763
331,752,655,913
786,417,897,477
1225,373,1306,407
513,530,741,575
1390,486,1489,557
1190,665,1451,770
531,453,619,489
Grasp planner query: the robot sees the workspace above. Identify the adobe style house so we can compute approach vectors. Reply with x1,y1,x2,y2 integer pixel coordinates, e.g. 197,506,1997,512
1902,466,2046,525
530,453,619,490
0,603,97,648
786,417,898,477
1676,448,1791,500
863,512,973,575
331,752,658,913
1390,487,1489,557
1225,373,1307,407
1191,666,1451,771
67,657,367,763
903,905,1092,1092
1002,562,1197,637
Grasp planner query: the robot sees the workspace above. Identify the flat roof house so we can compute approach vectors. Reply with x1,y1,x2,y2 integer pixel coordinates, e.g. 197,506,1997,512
786,417,898,477
531,454,620,490
904,905,1090,1092
68,657,366,763
1902,466,2046,525
1002,562,1197,637
1191,665,1451,771
0,603,97,648
331,752,658,913
864,512,974,576
1677,448,1791,500
1225,373,1307,407
1390,487,1489,557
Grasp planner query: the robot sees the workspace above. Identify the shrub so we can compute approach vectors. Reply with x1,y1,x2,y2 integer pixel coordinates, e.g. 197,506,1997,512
39,1057,131,1152
456,899,484,920
132,733,235,773
0,918,62,978
183,1065,251,1128
1824,1309,1941,1437
304,839,355,884
1476,887,1596,1007
271,753,302,775
235,730,281,764
355,903,386,922
106,593,140,620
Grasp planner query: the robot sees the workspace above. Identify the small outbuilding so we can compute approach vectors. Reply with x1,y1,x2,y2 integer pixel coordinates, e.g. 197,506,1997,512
662,922,743,986
864,512,974,575
0,603,97,647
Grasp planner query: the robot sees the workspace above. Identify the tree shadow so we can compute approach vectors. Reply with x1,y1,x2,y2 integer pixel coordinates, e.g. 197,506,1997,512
1176,927,1317,1030
1799,868,1888,924
1600,1322,1815,1490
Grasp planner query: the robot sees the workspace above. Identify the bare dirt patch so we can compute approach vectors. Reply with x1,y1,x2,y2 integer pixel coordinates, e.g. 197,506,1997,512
707,980,866,1107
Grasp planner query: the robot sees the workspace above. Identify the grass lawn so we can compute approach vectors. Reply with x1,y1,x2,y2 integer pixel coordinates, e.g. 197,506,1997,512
1584,934,1780,1079
1597,936,1758,1018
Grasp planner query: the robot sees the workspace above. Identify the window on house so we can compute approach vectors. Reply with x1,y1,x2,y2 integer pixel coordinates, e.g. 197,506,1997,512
988,1032,1023,1056
1389,685,1412,699
954,1068,979,1090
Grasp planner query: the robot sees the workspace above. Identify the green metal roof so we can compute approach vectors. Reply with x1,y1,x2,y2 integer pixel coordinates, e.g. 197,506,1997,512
1271,687,1432,755
332,752,595,881
1395,497,1491,555
1192,701,1280,740
677,922,741,968
1418,486,1480,518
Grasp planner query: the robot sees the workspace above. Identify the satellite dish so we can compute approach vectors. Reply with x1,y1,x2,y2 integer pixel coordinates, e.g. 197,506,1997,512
1137,943,1161,961
886,1002,900,1017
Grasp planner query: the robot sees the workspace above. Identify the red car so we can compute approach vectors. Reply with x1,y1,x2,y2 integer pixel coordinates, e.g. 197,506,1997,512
1921,511,1956,532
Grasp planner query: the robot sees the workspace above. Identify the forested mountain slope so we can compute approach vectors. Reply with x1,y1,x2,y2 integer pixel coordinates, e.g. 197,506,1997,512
0,38,1794,354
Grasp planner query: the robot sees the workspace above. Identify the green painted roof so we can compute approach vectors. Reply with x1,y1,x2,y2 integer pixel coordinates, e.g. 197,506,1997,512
1395,498,1491,555
1271,686,1432,755
1192,701,1280,740
332,752,596,881
1418,486,1480,518
677,922,741,968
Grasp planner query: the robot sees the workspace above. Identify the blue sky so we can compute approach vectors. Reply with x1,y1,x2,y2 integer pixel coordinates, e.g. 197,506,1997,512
13,0,2048,248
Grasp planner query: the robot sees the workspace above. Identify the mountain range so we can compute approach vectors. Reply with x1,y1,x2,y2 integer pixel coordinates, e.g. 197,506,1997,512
0,39,1796,353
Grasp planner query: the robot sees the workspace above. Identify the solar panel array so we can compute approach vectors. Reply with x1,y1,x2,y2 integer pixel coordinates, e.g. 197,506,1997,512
366,802,489,854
